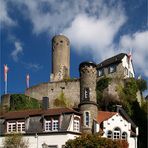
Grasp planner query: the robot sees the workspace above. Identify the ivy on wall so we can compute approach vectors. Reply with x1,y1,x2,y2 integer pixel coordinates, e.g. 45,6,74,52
10,94,41,111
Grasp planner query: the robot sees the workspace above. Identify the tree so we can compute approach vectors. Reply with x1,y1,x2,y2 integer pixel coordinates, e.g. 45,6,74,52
65,133,128,148
3,133,29,148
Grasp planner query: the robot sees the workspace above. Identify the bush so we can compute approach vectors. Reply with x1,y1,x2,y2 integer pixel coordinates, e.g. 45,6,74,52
65,134,128,148
3,133,29,148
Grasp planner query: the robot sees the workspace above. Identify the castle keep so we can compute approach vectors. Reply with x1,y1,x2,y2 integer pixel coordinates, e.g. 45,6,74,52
0,35,139,148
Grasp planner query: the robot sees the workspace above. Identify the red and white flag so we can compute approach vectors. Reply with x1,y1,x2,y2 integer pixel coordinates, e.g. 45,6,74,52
26,74,30,88
128,51,132,61
4,64,9,82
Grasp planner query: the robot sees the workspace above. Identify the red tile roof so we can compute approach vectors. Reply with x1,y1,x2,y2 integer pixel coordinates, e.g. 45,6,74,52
98,111,117,123
1,108,80,120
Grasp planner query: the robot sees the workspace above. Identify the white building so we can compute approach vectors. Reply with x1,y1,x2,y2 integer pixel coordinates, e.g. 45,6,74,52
0,108,81,148
97,53,135,78
98,107,138,148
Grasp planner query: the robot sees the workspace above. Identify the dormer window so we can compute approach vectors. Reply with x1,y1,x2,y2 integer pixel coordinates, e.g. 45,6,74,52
84,88,90,101
7,121,25,133
44,118,59,132
109,65,116,73
74,118,80,132
98,69,104,77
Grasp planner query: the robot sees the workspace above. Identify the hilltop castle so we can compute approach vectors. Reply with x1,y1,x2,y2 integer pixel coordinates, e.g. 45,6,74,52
0,35,139,148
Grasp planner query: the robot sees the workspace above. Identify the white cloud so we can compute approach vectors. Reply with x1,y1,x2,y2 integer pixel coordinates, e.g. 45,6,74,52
0,0,16,26
119,31,148,77
11,41,23,62
22,62,43,71
63,12,126,61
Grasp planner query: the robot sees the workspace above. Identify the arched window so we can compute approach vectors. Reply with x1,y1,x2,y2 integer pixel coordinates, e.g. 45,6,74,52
84,111,90,127
122,132,127,140
113,127,121,140
107,130,112,139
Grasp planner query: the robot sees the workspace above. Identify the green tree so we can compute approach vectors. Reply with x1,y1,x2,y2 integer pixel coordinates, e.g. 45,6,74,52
3,133,29,148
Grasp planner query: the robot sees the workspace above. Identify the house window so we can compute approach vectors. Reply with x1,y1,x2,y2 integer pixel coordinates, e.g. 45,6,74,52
84,112,90,127
52,119,59,131
98,69,104,77
109,65,116,73
122,132,127,140
84,88,90,101
17,121,25,133
113,127,121,139
7,122,16,133
84,87,90,101
74,118,80,132
45,120,51,132
124,67,128,75
107,130,112,139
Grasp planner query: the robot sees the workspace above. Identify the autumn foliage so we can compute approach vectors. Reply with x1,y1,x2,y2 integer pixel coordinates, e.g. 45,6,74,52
65,133,128,148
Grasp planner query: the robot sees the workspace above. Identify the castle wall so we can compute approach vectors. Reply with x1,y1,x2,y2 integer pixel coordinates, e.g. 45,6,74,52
25,79,80,108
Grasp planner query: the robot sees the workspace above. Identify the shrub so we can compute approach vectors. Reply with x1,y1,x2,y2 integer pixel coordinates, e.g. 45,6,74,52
65,133,128,148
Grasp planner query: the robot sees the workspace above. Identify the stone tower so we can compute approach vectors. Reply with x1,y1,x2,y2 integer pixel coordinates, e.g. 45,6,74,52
50,35,70,81
79,62,98,134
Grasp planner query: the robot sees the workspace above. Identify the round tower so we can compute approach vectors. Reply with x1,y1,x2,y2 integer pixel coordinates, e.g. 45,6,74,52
79,61,98,134
50,35,70,81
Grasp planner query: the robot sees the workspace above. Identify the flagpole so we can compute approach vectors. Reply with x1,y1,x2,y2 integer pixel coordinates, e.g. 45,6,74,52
4,64,8,94
5,77,7,94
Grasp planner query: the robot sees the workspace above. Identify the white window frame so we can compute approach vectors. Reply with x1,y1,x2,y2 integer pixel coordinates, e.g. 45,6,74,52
109,65,116,73
98,69,104,77
84,111,90,127
7,122,16,133
113,127,121,140
122,132,127,140
107,130,112,139
44,120,51,132
52,119,59,131
74,119,80,132
17,121,25,133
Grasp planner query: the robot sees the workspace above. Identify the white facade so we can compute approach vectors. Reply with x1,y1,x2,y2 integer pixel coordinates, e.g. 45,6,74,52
101,113,138,148
0,133,79,148
122,55,135,78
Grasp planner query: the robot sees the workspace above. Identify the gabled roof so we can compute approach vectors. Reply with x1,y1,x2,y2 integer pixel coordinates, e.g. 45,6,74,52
98,111,116,123
97,53,127,69
0,108,80,120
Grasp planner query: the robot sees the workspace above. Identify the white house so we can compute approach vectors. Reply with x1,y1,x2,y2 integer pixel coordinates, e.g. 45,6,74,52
98,108,138,148
0,108,81,148
97,53,135,78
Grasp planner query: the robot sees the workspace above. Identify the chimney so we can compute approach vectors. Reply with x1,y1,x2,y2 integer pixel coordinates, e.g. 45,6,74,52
42,97,49,110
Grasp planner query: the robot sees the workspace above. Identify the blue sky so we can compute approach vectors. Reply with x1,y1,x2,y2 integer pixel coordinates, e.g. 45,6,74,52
0,0,148,97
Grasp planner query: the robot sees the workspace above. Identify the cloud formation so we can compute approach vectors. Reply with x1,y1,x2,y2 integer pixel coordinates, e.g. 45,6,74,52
0,0,16,26
119,31,148,77
11,41,23,62
1,0,148,78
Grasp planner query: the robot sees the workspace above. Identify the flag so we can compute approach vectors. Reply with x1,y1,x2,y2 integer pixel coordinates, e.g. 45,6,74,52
4,64,8,82
26,74,30,88
128,51,132,61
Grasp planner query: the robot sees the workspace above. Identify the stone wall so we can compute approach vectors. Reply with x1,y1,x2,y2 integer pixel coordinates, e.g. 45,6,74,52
25,79,80,108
